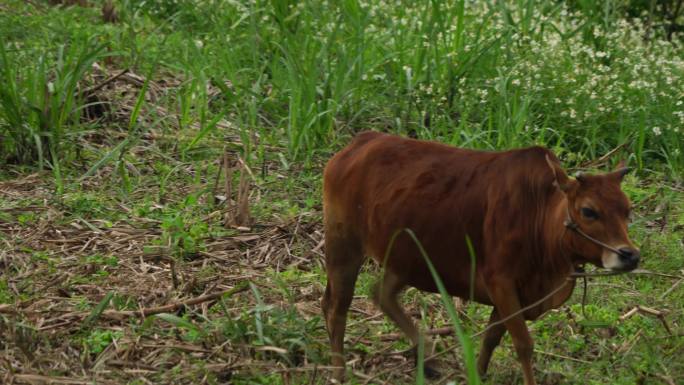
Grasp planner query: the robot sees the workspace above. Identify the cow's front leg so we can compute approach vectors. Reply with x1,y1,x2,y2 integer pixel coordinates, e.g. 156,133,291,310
486,276,536,385
477,308,506,376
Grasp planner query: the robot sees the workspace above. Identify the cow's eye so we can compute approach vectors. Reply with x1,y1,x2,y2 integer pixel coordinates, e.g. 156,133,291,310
581,207,599,220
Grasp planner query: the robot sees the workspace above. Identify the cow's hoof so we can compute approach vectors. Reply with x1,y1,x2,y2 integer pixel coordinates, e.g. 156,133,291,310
423,363,441,380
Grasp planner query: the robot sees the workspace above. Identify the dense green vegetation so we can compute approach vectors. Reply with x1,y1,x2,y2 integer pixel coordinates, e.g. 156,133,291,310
0,1,682,384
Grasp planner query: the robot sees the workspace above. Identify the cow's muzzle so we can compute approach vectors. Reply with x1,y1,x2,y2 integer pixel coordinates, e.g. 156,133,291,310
602,246,640,271
616,247,640,271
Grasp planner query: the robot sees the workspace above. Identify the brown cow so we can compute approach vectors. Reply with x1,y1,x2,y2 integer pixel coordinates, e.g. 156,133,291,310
321,131,639,385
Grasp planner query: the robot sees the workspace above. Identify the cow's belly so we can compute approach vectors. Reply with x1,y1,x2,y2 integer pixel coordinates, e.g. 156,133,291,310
383,260,494,306
520,276,576,320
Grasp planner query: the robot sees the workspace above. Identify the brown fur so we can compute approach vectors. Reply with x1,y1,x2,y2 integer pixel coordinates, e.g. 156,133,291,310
321,131,638,384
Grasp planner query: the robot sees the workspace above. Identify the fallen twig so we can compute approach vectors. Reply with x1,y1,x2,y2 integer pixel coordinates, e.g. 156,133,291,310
570,268,683,280
619,306,639,321
659,278,683,299
534,349,591,364
619,306,672,335
11,373,113,385
98,282,249,320
578,139,632,168
81,68,129,97
3,284,249,322
380,326,454,341
655,373,676,385
0,304,17,314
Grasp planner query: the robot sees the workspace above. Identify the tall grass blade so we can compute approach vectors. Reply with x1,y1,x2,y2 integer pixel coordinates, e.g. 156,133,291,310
465,235,477,302
383,229,480,384
404,229,480,384
250,282,265,344
79,136,132,180
154,313,199,333
82,291,114,330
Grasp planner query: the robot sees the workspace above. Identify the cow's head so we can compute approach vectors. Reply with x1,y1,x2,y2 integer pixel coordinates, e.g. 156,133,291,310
547,156,640,271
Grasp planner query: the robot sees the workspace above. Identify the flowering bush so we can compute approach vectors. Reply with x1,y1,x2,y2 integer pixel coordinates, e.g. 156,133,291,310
174,0,681,173
1,0,681,175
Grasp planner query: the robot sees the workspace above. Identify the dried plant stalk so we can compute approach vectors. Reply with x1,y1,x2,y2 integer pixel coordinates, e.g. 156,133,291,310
223,151,235,228
236,161,252,227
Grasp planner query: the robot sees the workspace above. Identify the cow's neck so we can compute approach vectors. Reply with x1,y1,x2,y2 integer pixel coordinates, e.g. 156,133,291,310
551,195,590,269
518,194,578,315
541,194,576,275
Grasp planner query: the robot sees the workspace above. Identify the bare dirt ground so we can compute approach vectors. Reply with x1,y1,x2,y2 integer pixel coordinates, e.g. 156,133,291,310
1,63,682,385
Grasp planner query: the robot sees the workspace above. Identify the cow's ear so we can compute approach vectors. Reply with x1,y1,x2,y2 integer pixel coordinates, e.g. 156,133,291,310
609,160,630,182
546,154,576,192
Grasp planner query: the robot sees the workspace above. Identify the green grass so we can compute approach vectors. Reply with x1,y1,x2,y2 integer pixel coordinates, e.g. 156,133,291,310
3,0,683,175
0,0,683,384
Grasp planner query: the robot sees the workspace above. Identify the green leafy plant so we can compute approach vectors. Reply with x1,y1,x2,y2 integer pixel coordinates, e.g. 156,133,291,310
82,328,123,355
0,39,106,193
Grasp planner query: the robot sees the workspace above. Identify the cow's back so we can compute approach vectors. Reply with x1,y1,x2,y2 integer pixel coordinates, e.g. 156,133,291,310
323,132,556,302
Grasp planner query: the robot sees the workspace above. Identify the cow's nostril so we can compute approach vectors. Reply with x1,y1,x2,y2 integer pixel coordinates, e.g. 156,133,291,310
619,248,640,264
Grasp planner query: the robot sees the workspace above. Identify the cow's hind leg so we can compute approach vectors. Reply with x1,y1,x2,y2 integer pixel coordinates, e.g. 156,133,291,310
321,231,363,383
477,308,506,376
372,270,440,379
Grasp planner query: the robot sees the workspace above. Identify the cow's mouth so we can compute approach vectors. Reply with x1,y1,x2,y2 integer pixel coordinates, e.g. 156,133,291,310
602,246,640,271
